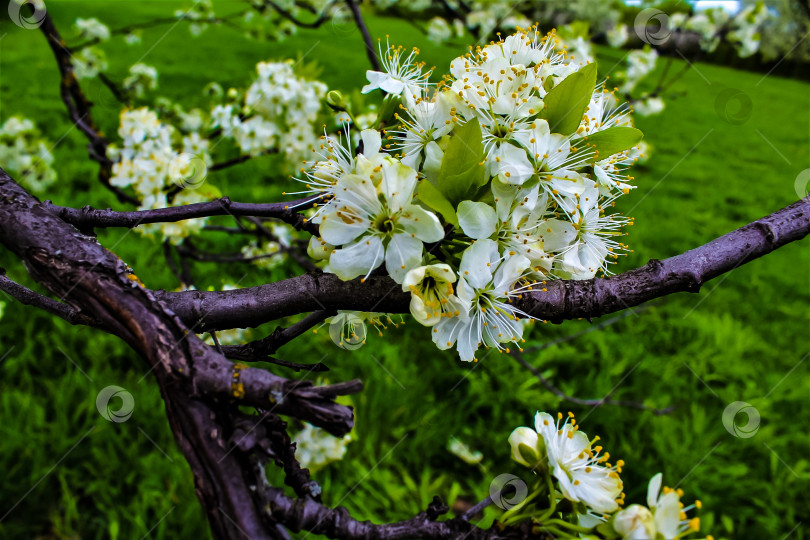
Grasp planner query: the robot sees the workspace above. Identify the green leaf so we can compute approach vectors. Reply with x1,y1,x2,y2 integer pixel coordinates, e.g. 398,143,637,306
417,179,458,226
580,126,643,162
435,117,486,205
542,63,597,135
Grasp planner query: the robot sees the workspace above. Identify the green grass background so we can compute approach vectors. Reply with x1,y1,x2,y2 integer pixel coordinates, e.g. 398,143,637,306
0,1,808,539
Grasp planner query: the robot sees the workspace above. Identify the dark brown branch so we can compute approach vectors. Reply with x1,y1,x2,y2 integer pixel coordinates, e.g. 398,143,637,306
251,472,545,539
193,360,361,436
264,0,332,28
231,411,322,500
0,168,276,538
220,310,335,363
345,0,382,72
156,197,810,331
39,13,139,205
0,271,97,327
520,196,810,322
97,72,129,105
48,195,322,235
156,273,407,332
0,168,354,538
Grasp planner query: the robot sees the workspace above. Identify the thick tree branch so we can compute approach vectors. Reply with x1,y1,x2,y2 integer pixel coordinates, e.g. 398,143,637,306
193,361,361,436
520,196,810,322
0,168,354,538
156,272,407,332
48,196,321,235
156,196,810,331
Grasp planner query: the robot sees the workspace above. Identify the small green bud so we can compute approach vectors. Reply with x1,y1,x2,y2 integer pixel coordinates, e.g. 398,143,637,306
326,90,349,112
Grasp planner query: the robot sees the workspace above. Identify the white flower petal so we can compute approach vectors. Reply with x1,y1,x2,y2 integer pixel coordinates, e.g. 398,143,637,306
360,129,382,155
492,254,529,296
457,201,497,240
493,144,534,185
540,219,577,252
319,209,370,246
329,236,384,280
385,233,423,283
646,473,663,508
382,161,418,212
399,205,445,243
459,239,499,289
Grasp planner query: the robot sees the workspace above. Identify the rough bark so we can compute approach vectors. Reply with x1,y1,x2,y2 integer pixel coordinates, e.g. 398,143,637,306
155,196,810,331
0,168,357,538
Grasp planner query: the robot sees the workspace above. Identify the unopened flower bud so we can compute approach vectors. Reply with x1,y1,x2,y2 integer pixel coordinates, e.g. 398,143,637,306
326,90,349,112
508,427,546,469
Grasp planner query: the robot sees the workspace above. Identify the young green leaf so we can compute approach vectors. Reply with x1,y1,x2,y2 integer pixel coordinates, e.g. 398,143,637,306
435,117,486,205
542,63,597,136
417,179,458,226
580,126,643,162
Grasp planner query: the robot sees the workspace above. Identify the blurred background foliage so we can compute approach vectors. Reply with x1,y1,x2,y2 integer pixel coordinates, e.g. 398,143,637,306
0,1,808,539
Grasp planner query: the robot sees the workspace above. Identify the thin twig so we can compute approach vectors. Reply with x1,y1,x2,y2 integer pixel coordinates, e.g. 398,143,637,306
510,348,677,415
0,272,96,327
220,310,335,363
49,195,322,235
345,0,381,71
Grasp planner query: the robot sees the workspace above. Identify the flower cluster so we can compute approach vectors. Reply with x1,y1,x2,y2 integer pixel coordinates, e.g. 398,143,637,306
293,422,352,471
123,63,159,98
670,4,769,58
618,48,665,117
726,3,770,58
72,46,108,80
0,116,57,193
108,107,215,242
508,411,708,539
302,27,644,361
74,17,111,42
510,412,624,515
210,60,327,169
176,0,216,37
240,222,294,271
